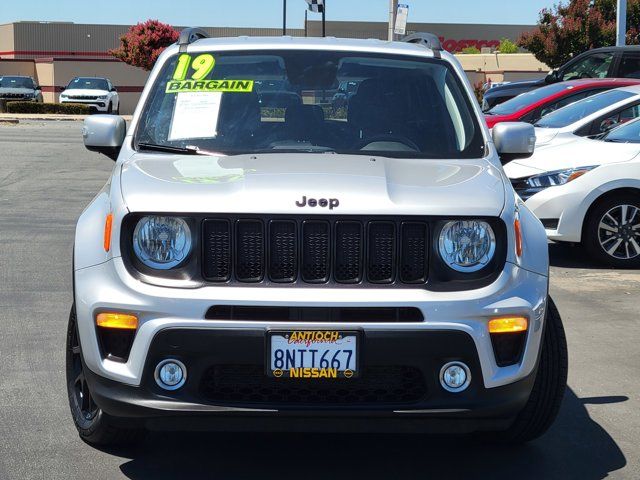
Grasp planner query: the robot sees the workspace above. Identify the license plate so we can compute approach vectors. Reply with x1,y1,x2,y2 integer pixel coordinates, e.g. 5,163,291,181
268,330,358,379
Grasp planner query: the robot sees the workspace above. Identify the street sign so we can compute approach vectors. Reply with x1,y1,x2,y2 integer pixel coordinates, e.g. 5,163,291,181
394,4,409,35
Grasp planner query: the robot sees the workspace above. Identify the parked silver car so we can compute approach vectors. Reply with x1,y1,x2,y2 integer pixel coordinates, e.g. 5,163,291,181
0,75,43,102
68,30,567,445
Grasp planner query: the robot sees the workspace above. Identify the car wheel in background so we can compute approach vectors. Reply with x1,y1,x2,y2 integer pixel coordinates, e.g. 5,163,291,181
66,305,145,446
584,193,640,268
487,297,568,443
106,102,113,114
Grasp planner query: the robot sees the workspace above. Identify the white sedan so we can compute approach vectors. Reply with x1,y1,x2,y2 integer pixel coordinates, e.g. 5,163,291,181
59,77,120,114
506,118,640,267
534,85,640,148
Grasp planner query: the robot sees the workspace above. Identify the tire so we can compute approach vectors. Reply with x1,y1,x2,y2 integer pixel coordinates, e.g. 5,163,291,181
106,102,113,114
114,104,120,115
493,297,568,443
66,305,145,446
583,193,640,268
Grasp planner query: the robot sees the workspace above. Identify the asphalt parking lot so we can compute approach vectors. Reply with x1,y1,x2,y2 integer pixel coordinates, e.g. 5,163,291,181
0,120,638,479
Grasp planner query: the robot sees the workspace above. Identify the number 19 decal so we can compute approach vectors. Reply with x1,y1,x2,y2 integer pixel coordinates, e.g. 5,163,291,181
172,54,216,81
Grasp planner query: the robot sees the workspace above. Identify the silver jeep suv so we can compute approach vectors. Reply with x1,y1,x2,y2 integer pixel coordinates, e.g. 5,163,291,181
68,29,567,446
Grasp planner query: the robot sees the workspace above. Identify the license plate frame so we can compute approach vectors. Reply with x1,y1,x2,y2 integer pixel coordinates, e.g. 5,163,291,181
266,329,360,379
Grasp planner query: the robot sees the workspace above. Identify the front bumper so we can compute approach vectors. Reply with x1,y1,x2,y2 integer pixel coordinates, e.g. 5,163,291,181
520,184,589,242
60,98,108,111
84,327,536,433
76,256,548,392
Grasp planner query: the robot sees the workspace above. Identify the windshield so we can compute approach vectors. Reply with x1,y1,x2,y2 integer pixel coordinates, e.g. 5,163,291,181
535,89,636,128
0,76,34,89
487,83,573,116
602,118,640,143
134,50,484,159
67,77,109,90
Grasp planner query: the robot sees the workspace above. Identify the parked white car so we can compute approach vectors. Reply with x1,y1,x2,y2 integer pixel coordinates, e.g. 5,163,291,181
60,77,119,113
506,118,640,267
534,85,640,148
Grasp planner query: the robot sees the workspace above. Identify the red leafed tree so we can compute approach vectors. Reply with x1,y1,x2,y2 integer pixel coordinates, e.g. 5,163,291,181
109,20,180,71
519,0,640,68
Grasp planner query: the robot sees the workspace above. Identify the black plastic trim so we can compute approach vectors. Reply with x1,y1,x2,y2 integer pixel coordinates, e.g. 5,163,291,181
120,213,507,291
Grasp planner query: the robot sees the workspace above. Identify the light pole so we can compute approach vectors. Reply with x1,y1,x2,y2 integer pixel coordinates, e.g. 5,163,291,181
283,0,287,36
388,0,398,41
617,0,627,46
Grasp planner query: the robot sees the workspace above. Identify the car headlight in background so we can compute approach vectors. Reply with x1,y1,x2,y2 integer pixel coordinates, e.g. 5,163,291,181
438,220,496,272
133,216,192,269
60,94,67,99
97,95,108,99
525,166,597,189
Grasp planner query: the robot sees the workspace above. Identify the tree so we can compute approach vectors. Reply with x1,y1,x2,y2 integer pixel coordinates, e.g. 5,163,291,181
109,20,180,71
519,0,640,68
498,38,519,54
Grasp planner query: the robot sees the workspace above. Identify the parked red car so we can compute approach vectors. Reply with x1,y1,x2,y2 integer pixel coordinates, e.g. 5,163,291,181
484,78,640,128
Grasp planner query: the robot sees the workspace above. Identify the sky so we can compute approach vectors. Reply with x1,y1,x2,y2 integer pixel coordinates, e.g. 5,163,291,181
1,0,557,28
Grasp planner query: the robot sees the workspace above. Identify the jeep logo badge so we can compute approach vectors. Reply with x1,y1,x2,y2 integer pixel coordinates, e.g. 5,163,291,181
296,196,339,210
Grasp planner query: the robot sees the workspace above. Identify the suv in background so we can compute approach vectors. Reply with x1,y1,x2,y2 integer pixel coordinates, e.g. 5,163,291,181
0,75,43,102
483,46,640,110
60,77,120,113
69,30,567,446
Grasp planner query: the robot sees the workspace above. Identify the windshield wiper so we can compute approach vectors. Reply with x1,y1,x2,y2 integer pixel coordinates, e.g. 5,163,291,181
137,143,225,156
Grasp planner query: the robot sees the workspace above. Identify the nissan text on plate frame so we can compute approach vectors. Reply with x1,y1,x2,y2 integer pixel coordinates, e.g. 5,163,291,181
68,30,568,446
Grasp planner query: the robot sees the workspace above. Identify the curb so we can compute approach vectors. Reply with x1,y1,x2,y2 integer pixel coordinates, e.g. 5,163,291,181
0,119,19,125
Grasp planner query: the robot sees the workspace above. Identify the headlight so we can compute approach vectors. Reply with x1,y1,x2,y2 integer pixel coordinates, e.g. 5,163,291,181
60,94,67,99
438,220,496,272
98,95,108,99
525,166,597,188
133,216,192,269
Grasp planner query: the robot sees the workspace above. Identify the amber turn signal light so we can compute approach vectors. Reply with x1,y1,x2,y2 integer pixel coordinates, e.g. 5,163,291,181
103,213,113,252
96,312,138,330
488,316,528,334
514,218,523,258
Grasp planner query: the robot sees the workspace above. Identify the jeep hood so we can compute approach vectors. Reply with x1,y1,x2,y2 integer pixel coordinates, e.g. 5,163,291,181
63,88,108,96
0,87,34,94
120,154,506,216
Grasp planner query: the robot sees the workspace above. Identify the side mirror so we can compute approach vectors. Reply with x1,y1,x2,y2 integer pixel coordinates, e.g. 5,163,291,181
82,115,126,161
545,70,559,83
492,122,536,165
34,85,41,90
60,86,66,91
110,87,117,92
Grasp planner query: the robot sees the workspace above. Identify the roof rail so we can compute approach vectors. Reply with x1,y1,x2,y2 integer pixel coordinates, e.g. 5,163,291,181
177,28,209,52
402,32,443,58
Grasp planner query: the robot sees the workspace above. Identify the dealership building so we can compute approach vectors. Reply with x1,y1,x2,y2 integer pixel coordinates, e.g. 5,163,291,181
0,21,546,114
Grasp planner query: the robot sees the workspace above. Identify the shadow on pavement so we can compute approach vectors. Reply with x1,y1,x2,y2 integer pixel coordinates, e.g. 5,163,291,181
548,242,611,270
112,388,626,480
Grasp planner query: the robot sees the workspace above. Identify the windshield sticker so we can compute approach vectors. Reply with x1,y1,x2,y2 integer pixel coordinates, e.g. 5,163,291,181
172,53,216,81
165,79,254,94
168,91,222,141
168,54,253,93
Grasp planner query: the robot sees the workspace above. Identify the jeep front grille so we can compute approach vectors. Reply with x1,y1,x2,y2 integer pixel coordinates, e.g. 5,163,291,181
202,216,429,286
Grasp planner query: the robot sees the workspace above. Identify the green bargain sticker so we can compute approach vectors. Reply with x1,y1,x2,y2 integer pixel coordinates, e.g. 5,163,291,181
165,79,254,93
167,53,253,94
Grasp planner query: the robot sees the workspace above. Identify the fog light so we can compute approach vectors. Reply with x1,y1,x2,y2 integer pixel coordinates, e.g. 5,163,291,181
440,362,471,392
154,359,187,391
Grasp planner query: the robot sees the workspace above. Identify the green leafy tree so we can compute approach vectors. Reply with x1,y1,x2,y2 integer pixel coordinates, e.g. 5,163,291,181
109,20,180,71
498,38,520,53
519,0,640,68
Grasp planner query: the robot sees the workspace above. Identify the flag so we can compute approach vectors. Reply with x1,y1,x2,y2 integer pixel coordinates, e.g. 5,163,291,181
305,0,324,13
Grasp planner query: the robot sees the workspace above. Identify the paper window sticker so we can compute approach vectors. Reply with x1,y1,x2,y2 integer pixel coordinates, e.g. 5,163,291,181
168,91,223,141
